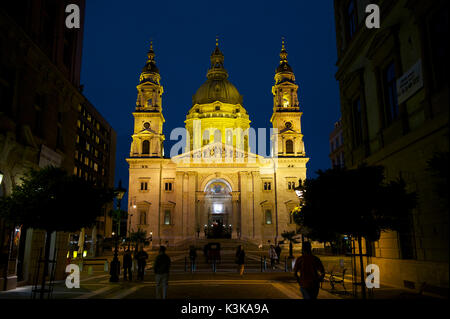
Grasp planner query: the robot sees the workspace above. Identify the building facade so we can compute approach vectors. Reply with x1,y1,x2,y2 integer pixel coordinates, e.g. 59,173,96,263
0,0,115,290
329,119,345,168
334,0,448,293
127,41,308,246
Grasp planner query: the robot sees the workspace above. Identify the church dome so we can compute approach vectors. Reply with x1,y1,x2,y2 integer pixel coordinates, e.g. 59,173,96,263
193,78,243,105
192,41,243,106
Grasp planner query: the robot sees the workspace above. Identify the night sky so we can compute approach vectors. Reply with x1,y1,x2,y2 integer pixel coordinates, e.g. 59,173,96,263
80,0,341,191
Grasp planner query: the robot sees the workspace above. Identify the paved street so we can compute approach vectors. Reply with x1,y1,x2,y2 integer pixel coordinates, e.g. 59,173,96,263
0,247,443,300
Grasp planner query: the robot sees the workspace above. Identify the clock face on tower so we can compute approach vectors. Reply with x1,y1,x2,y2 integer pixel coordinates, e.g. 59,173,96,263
285,121,292,129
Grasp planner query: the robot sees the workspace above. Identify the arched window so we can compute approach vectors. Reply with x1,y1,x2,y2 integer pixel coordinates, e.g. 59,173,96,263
214,130,221,143
139,211,147,225
203,130,210,146
265,210,272,225
142,140,150,154
286,140,294,154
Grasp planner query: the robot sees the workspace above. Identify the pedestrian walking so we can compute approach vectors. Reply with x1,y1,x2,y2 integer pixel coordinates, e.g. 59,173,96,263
135,246,148,281
154,245,171,299
235,245,245,275
293,241,325,300
268,245,278,269
275,244,282,264
123,248,133,281
189,246,197,271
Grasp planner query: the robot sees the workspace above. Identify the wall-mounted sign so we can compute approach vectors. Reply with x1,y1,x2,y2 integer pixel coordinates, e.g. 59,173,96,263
397,60,424,105
39,144,62,168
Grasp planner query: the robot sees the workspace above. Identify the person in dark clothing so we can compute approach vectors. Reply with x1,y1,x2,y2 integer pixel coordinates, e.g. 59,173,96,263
154,246,171,299
293,241,325,300
235,245,245,275
189,246,197,271
275,244,282,264
135,246,148,281
123,249,133,281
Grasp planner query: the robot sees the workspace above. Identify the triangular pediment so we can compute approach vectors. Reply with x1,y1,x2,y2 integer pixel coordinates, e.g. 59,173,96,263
171,141,265,164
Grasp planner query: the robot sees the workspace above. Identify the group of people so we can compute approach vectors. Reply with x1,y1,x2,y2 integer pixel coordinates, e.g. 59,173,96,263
122,247,149,281
118,241,325,300
120,246,171,299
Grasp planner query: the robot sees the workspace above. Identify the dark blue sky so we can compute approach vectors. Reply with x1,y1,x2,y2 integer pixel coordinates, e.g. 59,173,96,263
80,0,341,191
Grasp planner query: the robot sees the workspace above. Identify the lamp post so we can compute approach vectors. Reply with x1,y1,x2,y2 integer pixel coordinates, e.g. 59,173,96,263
110,180,126,282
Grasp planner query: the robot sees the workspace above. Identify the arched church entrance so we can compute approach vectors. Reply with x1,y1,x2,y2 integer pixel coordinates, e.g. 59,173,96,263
203,179,232,238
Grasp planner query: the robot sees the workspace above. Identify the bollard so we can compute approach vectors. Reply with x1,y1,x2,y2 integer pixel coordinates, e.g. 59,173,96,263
79,262,83,272
263,256,267,271
88,265,93,275
104,260,108,272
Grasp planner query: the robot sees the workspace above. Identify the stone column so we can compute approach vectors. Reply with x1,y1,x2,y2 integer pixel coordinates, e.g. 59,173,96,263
231,191,241,239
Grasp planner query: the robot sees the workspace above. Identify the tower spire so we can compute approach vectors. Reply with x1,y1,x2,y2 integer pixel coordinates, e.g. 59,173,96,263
280,36,288,64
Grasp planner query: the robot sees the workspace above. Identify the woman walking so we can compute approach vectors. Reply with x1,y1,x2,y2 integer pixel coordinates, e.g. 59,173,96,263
235,245,245,276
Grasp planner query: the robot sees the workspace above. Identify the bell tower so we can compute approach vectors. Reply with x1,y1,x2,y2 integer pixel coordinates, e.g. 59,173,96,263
270,39,305,157
130,41,165,157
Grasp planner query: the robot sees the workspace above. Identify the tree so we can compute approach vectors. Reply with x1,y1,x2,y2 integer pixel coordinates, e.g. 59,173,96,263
292,165,417,298
281,230,300,258
130,228,147,252
0,166,115,298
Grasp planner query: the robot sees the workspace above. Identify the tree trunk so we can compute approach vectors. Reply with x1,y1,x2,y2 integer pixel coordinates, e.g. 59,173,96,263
357,236,366,299
40,230,52,299
289,241,293,257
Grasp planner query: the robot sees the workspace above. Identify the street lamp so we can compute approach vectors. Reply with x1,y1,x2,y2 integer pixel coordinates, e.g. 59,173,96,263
293,179,305,244
110,180,126,282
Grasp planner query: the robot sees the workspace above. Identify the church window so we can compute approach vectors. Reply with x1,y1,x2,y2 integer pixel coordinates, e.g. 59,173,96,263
265,210,272,225
264,182,272,191
203,130,210,146
147,98,152,107
215,106,220,111
286,140,294,154
140,182,148,191
164,210,171,225
142,140,150,154
164,182,173,191
139,211,147,225
144,122,150,129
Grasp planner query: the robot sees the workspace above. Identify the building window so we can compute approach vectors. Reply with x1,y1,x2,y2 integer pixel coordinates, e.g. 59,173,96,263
139,211,147,225
265,210,272,225
147,98,152,107
383,62,399,125
73,166,78,175
285,140,294,154
142,140,150,154
140,182,148,191
352,98,363,147
263,182,272,191
346,0,357,40
203,130,210,146
164,182,173,191
164,210,171,225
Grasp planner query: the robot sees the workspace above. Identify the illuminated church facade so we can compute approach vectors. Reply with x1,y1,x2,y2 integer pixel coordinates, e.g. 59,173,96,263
126,40,308,246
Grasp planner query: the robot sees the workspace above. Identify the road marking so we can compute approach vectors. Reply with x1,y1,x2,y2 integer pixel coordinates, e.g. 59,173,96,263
271,283,301,299
73,285,115,299
109,285,143,299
